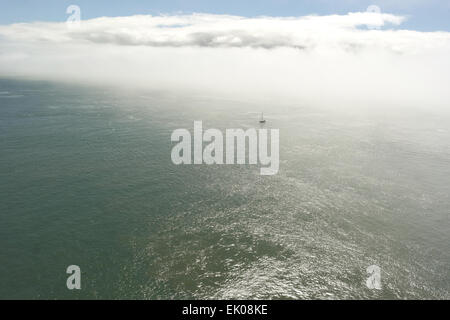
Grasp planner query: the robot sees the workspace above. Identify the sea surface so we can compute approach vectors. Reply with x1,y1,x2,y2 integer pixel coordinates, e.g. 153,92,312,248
0,79,449,299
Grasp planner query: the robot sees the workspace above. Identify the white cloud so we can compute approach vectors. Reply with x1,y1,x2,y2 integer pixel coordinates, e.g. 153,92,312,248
0,12,407,49
0,13,449,109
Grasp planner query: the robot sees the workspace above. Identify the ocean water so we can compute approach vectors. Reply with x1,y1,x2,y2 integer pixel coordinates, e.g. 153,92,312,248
0,78,448,299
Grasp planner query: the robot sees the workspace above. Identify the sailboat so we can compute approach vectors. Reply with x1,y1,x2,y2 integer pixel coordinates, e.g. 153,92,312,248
259,112,266,124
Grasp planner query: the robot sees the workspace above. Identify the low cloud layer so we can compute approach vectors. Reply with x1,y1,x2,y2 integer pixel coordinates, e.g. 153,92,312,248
0,13,449,109
0,13,407,49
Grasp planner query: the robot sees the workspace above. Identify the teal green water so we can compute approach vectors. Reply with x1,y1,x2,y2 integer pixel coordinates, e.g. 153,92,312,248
0,79,449,299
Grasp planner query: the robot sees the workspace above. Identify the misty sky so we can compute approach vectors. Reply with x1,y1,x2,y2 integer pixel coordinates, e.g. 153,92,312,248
0,0,449,31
